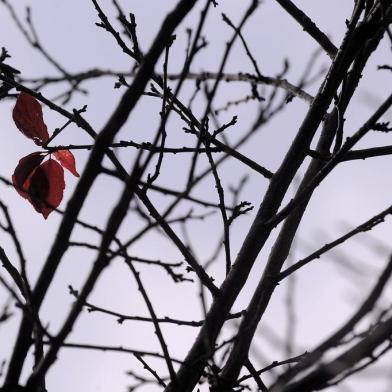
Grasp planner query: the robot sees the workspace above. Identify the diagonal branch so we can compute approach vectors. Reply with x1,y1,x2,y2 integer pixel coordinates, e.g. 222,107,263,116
281,308,392,391
271,255,392,390
4,0,200,386
274,0,338,58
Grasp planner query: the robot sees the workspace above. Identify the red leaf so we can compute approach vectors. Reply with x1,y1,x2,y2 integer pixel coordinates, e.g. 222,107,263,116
28,159,65,219
54,149,79,177
12,92,49,146
12,152,46,199
28,164,50,214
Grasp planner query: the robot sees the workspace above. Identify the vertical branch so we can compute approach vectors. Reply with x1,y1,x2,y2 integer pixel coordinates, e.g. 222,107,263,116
186,0,259,187
201,121,233,274
125,260,176,382
146,36,174,185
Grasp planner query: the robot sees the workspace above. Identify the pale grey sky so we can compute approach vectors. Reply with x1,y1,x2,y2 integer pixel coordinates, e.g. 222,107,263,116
1,1,392,391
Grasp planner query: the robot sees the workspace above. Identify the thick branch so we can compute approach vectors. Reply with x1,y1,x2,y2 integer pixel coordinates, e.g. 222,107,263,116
274,0,338,58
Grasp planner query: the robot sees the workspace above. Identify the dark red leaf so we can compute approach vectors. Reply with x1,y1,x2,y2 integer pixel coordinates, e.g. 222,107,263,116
12,152,46,199
28,159,65,219
12,92,49,145
54,149,79,177
28,164,50,214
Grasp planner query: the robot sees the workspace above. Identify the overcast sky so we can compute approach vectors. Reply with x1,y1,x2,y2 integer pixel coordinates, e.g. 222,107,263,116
1,1,392,391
